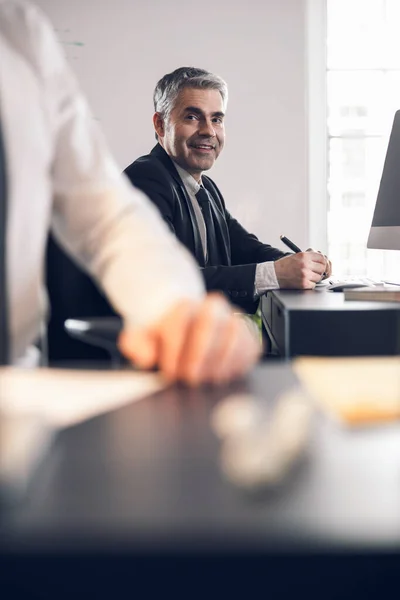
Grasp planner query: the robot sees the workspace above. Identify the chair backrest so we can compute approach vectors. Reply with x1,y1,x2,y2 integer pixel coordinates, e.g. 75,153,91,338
45,234,117,363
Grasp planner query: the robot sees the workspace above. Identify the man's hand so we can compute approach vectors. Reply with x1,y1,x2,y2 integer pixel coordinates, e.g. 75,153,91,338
305,248,333,280
118,293,261,386
274,251,327,289
320,254,332,280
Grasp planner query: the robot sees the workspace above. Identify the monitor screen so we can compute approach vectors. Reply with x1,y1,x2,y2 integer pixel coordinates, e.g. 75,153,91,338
367,110,400,250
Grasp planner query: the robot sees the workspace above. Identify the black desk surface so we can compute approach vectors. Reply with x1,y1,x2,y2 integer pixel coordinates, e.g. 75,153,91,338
264,288,400,311
1,362,400,598
1,362,400,555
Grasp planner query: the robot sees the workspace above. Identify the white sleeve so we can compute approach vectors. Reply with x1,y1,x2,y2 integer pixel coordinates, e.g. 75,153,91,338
254,262,280,296
23,2,205,328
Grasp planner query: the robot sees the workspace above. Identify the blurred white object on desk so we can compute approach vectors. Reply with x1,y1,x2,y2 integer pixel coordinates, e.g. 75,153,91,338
212,388,314,490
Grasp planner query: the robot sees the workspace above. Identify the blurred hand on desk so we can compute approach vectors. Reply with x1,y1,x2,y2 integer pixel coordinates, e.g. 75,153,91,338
118,293,261,386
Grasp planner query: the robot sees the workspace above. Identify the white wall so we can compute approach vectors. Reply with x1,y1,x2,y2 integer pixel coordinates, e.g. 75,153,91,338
35,0,309,249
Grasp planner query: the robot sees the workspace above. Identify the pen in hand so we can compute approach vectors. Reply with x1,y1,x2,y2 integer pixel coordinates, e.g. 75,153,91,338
280,234,327,280
280,234,302,253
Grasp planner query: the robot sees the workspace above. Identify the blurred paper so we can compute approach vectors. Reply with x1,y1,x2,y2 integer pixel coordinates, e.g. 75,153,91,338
0,367,165,428
293,357,400,426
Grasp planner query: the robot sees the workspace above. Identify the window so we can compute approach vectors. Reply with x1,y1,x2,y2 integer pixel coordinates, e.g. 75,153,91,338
326,0,400,281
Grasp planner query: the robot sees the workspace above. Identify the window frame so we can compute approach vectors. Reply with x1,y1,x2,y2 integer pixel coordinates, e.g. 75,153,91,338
306,0,328,253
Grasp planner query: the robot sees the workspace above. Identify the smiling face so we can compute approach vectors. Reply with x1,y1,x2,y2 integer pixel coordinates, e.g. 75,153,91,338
153,87,225,182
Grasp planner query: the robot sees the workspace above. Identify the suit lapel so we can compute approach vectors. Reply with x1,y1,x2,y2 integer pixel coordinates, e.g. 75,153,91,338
150,145,232,266
150,145,205,266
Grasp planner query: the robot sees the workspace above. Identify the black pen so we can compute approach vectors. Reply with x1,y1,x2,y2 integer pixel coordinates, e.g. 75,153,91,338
280,235,328,280
280,234,302,253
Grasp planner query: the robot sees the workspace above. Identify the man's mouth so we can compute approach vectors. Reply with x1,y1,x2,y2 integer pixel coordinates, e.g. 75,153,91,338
191,143,215,152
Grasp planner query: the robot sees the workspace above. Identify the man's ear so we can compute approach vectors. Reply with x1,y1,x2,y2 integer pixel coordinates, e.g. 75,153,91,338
153,112,165,139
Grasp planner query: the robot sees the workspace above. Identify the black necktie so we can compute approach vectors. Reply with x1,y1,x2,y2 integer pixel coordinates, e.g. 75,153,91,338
0,117,9,365
195,186,222,266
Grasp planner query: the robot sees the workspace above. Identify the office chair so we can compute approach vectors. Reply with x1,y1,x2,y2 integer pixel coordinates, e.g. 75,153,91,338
45,234,118,364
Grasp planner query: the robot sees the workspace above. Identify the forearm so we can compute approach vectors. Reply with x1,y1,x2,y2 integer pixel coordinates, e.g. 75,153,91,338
36,3,204,329
52,176,204,328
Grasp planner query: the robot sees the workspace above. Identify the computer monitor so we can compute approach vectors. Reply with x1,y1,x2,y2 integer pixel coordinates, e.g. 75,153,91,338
367,110,400,250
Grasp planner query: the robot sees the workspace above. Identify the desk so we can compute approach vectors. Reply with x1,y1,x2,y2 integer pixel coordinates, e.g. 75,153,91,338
261,289,400,358
0,362,399,598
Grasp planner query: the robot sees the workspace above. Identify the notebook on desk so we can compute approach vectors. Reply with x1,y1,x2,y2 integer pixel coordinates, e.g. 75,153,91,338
344,286,400,302
293,356,400,426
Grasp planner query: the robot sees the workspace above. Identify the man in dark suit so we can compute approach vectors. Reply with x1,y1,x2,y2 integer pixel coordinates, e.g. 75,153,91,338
124,67,332,314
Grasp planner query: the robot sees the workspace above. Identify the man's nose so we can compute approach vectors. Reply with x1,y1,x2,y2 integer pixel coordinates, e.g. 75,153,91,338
198,119,216,137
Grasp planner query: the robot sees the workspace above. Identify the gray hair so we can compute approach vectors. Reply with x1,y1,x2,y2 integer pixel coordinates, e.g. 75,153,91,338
153,67,228,121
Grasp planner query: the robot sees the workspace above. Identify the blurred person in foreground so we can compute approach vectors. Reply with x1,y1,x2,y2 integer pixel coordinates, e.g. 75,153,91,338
0,1,260,385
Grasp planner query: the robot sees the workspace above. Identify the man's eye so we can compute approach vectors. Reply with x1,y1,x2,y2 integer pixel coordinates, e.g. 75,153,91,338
186,115,198,121
213,118,223,124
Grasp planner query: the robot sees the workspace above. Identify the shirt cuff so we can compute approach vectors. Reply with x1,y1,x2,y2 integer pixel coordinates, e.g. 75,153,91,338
254,261,280,297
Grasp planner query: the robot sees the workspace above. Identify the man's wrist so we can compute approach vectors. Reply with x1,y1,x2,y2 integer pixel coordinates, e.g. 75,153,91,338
254,261,280,297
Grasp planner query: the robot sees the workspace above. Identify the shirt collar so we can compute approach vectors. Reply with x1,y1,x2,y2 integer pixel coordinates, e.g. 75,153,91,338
172,161,202,195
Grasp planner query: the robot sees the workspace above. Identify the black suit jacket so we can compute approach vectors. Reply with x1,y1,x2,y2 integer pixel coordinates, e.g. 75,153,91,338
124,144,286,313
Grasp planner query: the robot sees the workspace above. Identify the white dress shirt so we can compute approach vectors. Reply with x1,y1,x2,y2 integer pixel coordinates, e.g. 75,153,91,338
172,163,279,297
0,1,204,364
